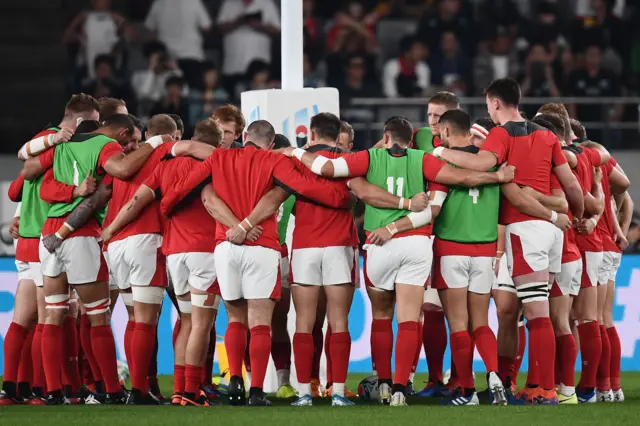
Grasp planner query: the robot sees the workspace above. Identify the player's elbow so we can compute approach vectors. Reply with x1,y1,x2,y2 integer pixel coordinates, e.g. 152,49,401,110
430,205,441,221
611,177,631,195
556,198,569,214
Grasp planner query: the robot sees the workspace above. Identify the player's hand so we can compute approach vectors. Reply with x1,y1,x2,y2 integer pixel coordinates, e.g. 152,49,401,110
554,213,571,231
9,217,19,240
593,167,603,184
42,233,63,253
368,226,393,246
74,170,97,198
615,232,629,251
280,147,295,157
493,256,500,276
408,192,429,212
497,164,515,183
101,227,114,243
245,225,263,242
226,224,247,245
576,217,597,235
54,127,73,144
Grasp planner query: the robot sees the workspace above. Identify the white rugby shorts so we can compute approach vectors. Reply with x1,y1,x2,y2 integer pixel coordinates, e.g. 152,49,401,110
433,255,494,294
492,253,515,293
549,226,564,274
16,260,43,288
598,251,622,285
167,252,218,296
551,259,583,297
102,250,118,291
505,220,559,277
364,235,433,291
214,242,281,301
581,251,603,288
107,234,166,290
423,286,442,308
39,236,107,285
290,246,359,286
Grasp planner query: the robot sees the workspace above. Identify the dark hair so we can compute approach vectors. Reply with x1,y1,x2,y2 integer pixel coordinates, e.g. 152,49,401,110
165,76,185,88
310,112,341,141
439,109,471,135
428,91,459,109
245,59,270,80
74,120,101,134
212,104,245,134
536,113,565,139
473,117,496,132
64,93,100,118
384,116,413,143
102,113,134,136
193,119,222,147
148,114,178,137
246,120,275,145
570,118,587,140
485,77,521,107
94,54,115,71
532,116,559,138
340,121,355,143
529,43,551,55
168,114,184,134
142,40,168,58
98,97,126,122
399,35,421,54
128,114,144,132
202,60,217,73
273,134,292,150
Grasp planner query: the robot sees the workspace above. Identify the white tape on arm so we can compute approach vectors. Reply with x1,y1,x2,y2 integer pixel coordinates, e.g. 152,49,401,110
146,135,164,149
171,141,181,157
293,148,305,161
432,146,445,158
310,155,329,175
549,210,558,223
430,191,447,207
331,157,350,177
407,207,433,228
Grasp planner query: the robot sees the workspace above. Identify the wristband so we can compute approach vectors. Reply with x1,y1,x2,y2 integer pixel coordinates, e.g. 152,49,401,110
47,134,57,146
237,222,248,233
55,232,63,239
549,210,558,224
398,197,404,210
408,199,411,211
146,135,164,149
292,148,305,161
386,223,399,236
63,222,75,232
589,217,598,227
242,218,253,230
432,146,445,158
496,250,504,256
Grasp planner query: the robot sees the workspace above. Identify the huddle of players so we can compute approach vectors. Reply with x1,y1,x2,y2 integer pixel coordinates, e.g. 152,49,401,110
0,75,632,408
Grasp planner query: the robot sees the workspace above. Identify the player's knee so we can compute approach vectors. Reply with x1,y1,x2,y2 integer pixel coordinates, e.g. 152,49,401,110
44,293,70,324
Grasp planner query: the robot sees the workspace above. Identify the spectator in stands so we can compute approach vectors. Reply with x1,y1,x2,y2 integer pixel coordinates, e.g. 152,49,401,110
303,0,322,64
325,1,378,53
382,36,430,97
235,60,278,99
304,52,325,88
188,62,230,127
149,76,189,128
568,43,623,143
145,0,212,89
62,0,136,80
131,42,183,108
473,26,519,95
429,30,471,95
519,43,562,118
217,0,281,98
416,0,475,57
477,0,521,38
81,54,134,105
522,1,567,50
337,54,382,106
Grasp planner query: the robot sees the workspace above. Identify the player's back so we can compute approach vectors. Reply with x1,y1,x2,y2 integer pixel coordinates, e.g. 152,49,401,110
156,156,217,255
209,144,282,250
292,144,357,249
595,159,619,253
569,145,603,251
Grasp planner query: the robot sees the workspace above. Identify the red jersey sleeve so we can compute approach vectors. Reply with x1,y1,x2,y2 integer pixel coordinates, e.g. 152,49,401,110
142,163,163,193
551,140,568,167
39,168,76,203
550,172,563,191
342,150,371,177
8,174,24,202
583,147,602,167
422,154,447,182
480,127,509,164
96,142,124,176
609,156,617,167
273,157,350,209
38,147,55,169
160,156,212,216
604,161,615,176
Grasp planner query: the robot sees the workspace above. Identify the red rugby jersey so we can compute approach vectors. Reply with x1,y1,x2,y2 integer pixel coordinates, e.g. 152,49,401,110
481,121,567,225
551,169,581,264
597,158,621,253
572,146,603,253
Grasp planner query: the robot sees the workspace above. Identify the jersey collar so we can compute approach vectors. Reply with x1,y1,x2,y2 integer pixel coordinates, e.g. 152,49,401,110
387,144,407,157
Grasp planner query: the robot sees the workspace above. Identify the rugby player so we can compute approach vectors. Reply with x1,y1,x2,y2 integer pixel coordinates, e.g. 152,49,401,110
212,104,245,149
98,98,128,121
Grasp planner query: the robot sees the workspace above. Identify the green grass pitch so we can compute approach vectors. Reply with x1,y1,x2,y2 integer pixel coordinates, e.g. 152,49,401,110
1,373,638,426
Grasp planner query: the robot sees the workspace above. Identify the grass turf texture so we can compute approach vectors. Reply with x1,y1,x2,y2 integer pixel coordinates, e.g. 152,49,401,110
1,373,638,426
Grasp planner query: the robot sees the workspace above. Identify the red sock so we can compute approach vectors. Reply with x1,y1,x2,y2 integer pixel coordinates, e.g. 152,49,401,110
393,322,418,386
449,352,458,383
172,318,181,348
555,337,562,386
249,325,271,389
18,327,35,388
3,322,29,384
607,327,621,390
124,321,135,373
147,331,159,393
473,326,498,373
526,334,539,386
577,321,602,390
527,317,556,390
423,311,446,383
498,356,515,385
330,331,350,384
271,335,291,371
91,324,121,393
412,323,422,374
42,324,63,393
130,322,156,394
293,332,314,384
597,325,611,391
79,315,102,383
62,316,81,393
311,322,324,379
173,364,185,394
244,330,251,373
324,325,332,384
202,325,216,386
449,330,475,389
513,324,526,385
185,364,202,395
224,322,247,378
370,319,393,380
557,334,577,387
32,324,46,392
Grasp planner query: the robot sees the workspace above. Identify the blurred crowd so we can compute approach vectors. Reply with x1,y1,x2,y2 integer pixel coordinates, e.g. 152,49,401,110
63,0,640,145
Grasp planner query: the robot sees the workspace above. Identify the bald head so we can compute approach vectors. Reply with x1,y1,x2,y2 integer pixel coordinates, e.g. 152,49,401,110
245,120,275,148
